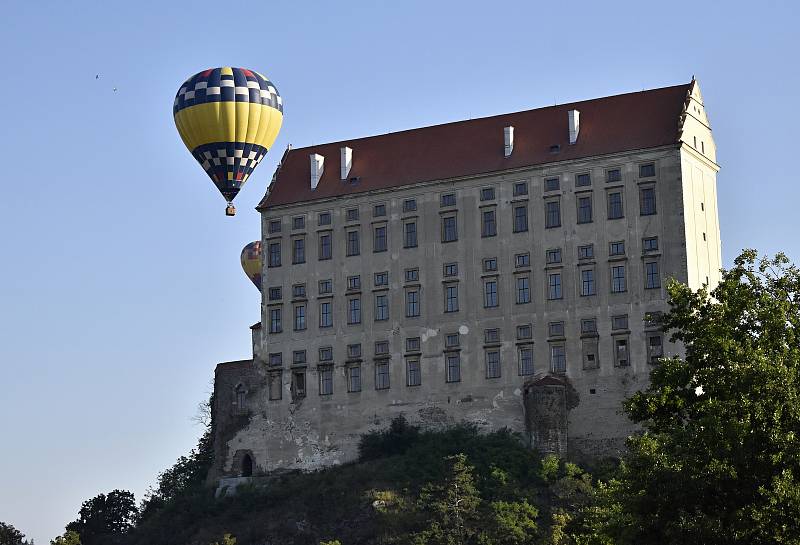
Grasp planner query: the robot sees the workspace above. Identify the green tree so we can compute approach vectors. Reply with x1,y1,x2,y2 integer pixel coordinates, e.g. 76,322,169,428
413,454,481,545
594,251,800,544
50,531,81,545
209,535,236,545
65,489,137,545
0,522,31,545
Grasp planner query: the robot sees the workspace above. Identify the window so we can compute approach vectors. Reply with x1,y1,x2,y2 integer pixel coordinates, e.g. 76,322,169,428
268,371,282,400
577,196,593,223
615,338,629,367
607,192,624,219
515,253,530,268
319,346,333,361
406,358,421,386
293,284,307,298
644,311,664,329
612,315,629,330
405,268,419,282
319,279,332,294
348,365,362,392
444,262,458,277
319,301,333,327
373,225,387,252
551,345,566,373
548,273,562,300
485,328,500,343
292,216,305,230
578,244,594,259
444,283,459,313
292,370,306,400
405,290,420,317
348,298,361,324
375,361,390,390
545,177,560,191
517,324,532,339
346,208,359,221
268,287,282,301
292,238,305,264
374,271,388,286
483,258,498,272
269,308,282,333
268,242,281,267
546,248,562,264
445,333,460,348
482,209,497,237
346,230,360,256
293,305,306,331
440,193,456,207
293,350,307,364
513,182,528,196
268,219,281,233
639,163,656,178
375,294,389,321
611,266,627,293
645,262,661,289
643,236,659,252
640,187,657,215
484,279,498,308
235,384,246,410
373,204,386,217
403,198,417,212
269,352,283,366
516,276,531,304
406,337,421,352
545,200,561,228
606,168,622,183
446,353,461,382
648,335,664,364
609,241,626,256
513,205,528,232
480,187,495,201
347,275,361,290
318,212,331,226
374,341,389,356
581,319,597,334
319,365,333,395
549,321,565,337
404,221,418,248
576,173,591,187
318,233,332,260
581,269,595,296
486,350,501,378
519,347,534,375
347,343,362,359
442,216,458,242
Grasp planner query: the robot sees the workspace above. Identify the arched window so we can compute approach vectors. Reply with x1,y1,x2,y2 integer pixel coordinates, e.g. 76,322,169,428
241,453,253,477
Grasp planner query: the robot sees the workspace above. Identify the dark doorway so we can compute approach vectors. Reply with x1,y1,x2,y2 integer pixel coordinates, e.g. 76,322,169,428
241,454,253,477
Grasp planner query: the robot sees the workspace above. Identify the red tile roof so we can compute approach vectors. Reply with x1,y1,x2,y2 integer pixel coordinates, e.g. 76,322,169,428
259,83,691,210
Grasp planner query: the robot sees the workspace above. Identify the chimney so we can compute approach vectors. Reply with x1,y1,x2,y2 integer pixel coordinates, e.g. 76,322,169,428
568,110,580,145
340,146,352,180
310,153,324,190
504,126,514,157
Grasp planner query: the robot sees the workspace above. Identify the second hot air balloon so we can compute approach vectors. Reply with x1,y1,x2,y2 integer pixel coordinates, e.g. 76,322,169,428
240,241,263,291
173,67,283,216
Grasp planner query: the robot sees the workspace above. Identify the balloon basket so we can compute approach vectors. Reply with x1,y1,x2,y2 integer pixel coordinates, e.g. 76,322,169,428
225,204,236,216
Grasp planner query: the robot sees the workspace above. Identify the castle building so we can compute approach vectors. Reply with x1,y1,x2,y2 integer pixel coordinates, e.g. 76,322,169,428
210,80,721,483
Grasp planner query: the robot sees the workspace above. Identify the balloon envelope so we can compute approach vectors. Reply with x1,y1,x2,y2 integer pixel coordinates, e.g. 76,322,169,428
240,241,263,291
173,67,283,204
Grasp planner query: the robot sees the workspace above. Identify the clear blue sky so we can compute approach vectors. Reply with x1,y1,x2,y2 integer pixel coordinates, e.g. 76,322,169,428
1,0,797,541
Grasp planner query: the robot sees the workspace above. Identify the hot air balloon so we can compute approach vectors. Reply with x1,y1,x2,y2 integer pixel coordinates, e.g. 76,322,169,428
240,241,263,291
173,67,283,216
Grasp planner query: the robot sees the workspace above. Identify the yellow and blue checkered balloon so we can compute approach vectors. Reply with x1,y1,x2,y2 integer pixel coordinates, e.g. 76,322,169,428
240,241,262,291
173,67,283,214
